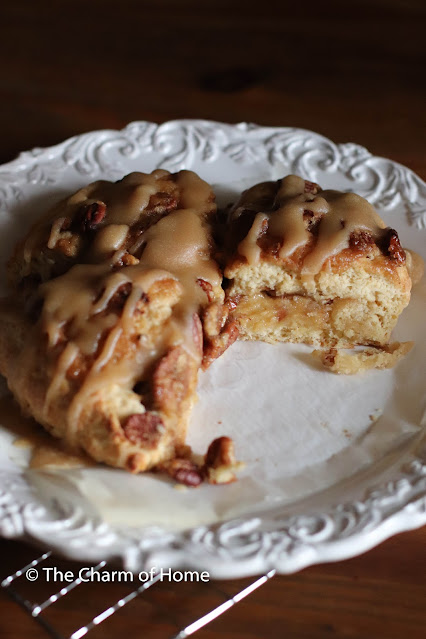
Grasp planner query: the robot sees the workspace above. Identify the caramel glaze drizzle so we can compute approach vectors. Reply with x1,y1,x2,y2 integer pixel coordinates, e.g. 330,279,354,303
235,175,391,275
20,170,221,444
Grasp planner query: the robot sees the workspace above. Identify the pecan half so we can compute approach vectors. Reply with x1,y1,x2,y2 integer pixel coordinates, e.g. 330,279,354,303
122,412,163,447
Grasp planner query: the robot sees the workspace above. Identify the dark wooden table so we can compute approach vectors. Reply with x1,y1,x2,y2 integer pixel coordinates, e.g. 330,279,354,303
0,1,425,637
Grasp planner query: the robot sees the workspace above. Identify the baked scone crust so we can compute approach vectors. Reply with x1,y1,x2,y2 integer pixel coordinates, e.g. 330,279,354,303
0,170,237,474
224,175,412,349
0,171,415,479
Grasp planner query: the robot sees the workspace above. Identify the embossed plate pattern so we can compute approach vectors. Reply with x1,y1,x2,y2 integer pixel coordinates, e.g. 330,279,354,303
0,120,425,578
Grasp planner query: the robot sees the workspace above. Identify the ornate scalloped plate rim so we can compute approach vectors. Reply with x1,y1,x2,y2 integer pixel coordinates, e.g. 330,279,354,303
0,119,425,578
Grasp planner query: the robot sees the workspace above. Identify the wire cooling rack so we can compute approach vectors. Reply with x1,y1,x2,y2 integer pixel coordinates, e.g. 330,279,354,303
1,551,276,638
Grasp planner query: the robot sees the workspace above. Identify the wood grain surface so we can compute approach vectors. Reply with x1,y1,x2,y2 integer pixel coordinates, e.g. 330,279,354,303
0,1,425,638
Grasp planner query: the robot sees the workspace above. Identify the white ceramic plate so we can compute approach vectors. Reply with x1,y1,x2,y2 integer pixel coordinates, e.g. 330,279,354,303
0,120,425,578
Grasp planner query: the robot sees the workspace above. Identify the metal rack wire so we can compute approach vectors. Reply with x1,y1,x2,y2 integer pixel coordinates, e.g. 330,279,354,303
1,551,276,638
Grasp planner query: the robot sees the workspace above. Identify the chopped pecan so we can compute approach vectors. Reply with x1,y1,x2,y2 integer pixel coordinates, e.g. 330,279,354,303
47,216,82,257
202,319,239,370
304,180,321,195
109,282,132,310
203,437,239,484
303,209,323,234
80,201,106,232
153,346,193,414
323,348,337,367
55,235,81,258
197,278,214,302
384,229,405,263
202,303,228,340
122,412,163,447
121,253,140,267
148,192,178,215
161,458,203,487
257,233,281,256
59,216,72,232
227,295,242,311
349,230,375,251
204,436,235,469
192,312,203,355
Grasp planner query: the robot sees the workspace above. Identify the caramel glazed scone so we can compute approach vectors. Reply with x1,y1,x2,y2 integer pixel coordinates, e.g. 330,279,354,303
0,170,240,484
224,175,416,371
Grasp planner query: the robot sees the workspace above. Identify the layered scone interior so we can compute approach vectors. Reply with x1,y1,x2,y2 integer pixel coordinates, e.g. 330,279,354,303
224,175,412,350
0,170,238,480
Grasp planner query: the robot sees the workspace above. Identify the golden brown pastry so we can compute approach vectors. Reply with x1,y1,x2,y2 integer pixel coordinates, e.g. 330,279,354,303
0,169,237,477
0,170,415,482
224,175,412,351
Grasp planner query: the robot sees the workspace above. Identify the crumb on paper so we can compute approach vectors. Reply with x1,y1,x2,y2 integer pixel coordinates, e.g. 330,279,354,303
205,461,246,485
343,428,352,440
159,437,244,487
203,437,244,485
369,409,383,423
312,342,413,375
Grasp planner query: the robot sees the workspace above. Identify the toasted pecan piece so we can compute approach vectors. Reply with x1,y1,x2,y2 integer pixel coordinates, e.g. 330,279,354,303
79,201,107,232
349,230,375,251
202,302,228,340
197,278,214,303
122,412,163,448
304,180,321,195
378,228,406,264
202,319,239,370
203,436,241,484
159,457,203,487
153,346,194,415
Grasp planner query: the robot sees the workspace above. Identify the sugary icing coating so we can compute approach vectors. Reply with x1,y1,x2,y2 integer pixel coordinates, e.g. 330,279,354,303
229,175,404,274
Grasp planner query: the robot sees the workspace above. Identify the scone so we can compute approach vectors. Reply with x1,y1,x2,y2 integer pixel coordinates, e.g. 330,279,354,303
224,175,412,349
0,169,238,476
